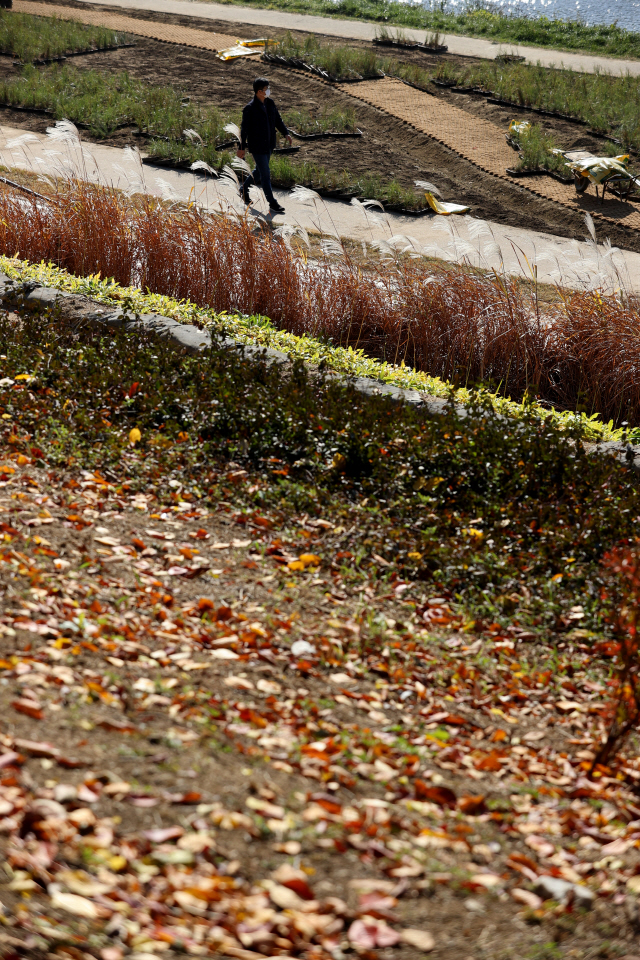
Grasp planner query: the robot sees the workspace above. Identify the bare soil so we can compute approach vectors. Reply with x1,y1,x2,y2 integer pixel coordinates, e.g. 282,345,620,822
2,0,640,251
1,449,639,960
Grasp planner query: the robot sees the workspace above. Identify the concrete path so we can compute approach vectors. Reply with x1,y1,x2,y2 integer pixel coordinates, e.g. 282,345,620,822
1,123,636,294
72,0,640,75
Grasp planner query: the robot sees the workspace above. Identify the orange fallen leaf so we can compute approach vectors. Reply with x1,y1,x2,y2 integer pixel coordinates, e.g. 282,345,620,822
11,698,44,720
458,795,487,816
414,781,457,808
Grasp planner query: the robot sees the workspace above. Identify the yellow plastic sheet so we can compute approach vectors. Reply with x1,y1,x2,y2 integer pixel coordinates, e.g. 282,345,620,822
238,38,273,47
217,44,263,60
424,191,470,216
567,155,631,185
508,120,531,137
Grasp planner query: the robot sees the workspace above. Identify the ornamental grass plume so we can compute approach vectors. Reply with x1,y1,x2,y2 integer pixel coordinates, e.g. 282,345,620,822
2,177,640,424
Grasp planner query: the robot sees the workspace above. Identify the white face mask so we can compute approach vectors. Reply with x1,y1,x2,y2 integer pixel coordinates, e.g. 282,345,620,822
265,87,271,98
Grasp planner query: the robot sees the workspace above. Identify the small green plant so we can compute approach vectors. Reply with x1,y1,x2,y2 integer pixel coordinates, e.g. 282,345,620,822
510,123,567,174
283,105,356,135
526,945,563,960
272,32,382,79
425,30,444,48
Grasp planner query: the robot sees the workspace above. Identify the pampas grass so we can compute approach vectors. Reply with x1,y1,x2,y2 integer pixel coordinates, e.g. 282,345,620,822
1,175,640,424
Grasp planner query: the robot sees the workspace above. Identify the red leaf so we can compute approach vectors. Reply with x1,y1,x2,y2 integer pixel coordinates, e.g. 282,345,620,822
310,793,342,815
458,795,487,815
474,751,504,772
11,699,44,720
282,877,315,900
57,756,86,769
442,714,467,726
98,719,136,734
0,751,22,769
13,738,59,759
190,528,210,540
414,781,457,808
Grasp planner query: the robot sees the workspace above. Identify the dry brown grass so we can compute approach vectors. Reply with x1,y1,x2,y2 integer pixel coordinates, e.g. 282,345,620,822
3,179,640,424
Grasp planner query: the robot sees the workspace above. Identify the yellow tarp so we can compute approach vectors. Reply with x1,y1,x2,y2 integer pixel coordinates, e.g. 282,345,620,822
217,38,276,59
217,44,263,60
424,191,470,216
508,120,531,137
568,155,631,185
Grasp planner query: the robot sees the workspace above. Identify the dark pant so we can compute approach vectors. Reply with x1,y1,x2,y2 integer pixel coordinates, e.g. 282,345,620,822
243,152,277,208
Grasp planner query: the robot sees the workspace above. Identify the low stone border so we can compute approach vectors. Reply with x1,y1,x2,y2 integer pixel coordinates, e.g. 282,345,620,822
0,273,636,467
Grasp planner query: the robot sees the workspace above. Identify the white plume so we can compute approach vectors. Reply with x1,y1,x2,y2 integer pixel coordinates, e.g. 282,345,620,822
231,156,252,176
415,179,442,198
584,212,597,243
290,184,321,204
190,160,216,176
223,122,241,141
5,133,41,149
46,119,80,144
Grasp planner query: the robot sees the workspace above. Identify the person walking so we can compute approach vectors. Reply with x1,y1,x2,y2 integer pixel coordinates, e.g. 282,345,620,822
237,77,291,215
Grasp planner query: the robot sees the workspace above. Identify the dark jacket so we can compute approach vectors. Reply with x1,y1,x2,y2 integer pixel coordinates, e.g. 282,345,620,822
240,95,288,154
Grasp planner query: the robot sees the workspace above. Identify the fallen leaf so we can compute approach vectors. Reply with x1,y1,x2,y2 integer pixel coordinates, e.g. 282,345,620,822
223,676,254,690
349,918,399,949
13,738,59,759
511,888,543,910
470,873,503,888
400,929,435,952
50,889,105,919
144,826,184,842
555,700,584,713
458,795,487,815
11,698,44,720
414,781,457,808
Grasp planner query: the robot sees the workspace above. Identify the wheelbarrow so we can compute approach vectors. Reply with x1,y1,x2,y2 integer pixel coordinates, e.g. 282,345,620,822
567,154,640,202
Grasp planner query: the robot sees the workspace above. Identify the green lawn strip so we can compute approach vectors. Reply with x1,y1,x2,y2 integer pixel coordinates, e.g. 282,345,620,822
216,0,640,61
0,255,622,443
1,288,638,640
0,11,128,62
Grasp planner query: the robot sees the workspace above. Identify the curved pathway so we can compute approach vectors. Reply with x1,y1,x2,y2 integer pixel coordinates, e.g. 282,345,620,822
1,122,637,294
